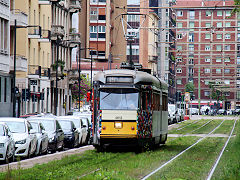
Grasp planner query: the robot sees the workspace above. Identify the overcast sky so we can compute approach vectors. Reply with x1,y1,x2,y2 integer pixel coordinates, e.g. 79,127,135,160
127,0,140,5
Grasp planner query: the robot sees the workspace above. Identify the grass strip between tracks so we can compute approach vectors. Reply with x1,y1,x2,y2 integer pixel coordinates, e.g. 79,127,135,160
149,137,227,180
211,119,240,180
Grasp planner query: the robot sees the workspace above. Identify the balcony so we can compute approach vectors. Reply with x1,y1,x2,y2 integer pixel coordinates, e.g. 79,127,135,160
68,33,81,47
69,0,81,13
38,0,51,4
28,26,41,39
28,65,41,76
10,9,28,27
10,55,28,72
51,25,65,40
39,30,51,42
148,55,158,63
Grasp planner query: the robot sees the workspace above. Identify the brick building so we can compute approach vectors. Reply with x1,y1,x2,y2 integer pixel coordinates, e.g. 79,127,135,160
174,0,239,109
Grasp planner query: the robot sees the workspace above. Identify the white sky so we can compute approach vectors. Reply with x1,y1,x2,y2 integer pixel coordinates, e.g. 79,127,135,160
127,0,140,5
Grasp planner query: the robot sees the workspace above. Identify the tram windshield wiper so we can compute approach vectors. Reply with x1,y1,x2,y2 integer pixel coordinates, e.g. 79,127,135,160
102,92,111,100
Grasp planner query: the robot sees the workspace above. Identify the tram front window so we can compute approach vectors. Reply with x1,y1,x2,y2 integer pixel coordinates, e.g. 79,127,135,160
100,88,138,110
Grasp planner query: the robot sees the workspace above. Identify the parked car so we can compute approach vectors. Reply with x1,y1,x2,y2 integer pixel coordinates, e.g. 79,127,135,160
234,108,240,115
177,109,184,121
81,117,91,144
217,109,227,115
0,122,15,162
200,106,211,115
227,109,234,115
27,116,64,153
57,119,79,148
29,121,48,155
189,108,199,115
0,118,37,158
168,104,180,123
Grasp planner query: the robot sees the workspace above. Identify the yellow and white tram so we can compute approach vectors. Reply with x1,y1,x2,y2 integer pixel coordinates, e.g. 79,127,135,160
92,69,168,150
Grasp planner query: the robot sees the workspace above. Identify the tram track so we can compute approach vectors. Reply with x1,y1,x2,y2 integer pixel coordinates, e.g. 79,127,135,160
141,119,225,180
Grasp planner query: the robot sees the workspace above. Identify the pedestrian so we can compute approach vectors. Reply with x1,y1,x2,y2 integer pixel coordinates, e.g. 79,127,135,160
205,108,209,115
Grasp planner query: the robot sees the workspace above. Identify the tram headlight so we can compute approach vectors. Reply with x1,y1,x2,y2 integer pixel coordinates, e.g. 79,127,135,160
115,122,122,129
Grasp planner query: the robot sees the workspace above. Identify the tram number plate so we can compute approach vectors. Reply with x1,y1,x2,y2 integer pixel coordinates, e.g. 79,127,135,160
115,122,122,129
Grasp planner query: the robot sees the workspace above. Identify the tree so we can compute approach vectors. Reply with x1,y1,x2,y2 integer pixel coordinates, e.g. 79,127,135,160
185,82,195,93
70,75,91,101
208,82,226,109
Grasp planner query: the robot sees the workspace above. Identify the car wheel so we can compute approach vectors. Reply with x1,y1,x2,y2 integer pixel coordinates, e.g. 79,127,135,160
28,144,31,158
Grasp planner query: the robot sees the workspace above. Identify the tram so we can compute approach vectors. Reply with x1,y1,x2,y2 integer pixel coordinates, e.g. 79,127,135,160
91,68,168,150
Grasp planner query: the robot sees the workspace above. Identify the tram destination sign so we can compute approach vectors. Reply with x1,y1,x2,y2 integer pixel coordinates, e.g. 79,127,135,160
106,76,133,83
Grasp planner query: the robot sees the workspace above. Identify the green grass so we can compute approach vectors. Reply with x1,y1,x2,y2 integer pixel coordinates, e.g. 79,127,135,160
193,120,223,134
211,119,240,180
150,137,227,180
213,120,235,134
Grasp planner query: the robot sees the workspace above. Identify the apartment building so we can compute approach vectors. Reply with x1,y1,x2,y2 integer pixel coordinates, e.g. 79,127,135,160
79,0,127,64
0,0,12,116
174,0,238,109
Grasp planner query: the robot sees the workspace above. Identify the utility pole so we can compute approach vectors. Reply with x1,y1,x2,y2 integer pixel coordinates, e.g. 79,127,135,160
198,66,201,114
78,43,81,111
55,36,61,115
13,19,17,117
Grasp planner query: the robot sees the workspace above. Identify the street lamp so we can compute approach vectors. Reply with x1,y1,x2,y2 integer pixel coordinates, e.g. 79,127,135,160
13,20,41,117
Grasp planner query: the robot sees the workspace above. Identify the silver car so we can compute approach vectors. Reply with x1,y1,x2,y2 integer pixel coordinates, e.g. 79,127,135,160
0,122,15,162
1,118,37,158
29,121,48,155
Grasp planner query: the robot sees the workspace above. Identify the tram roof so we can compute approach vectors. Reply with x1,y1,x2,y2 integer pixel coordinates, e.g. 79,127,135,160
93,69,168,91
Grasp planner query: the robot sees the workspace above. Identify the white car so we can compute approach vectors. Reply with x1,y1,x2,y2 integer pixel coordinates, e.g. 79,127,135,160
0,122,15,162
29,121,48,155
56,116,87,146
1,118,37,158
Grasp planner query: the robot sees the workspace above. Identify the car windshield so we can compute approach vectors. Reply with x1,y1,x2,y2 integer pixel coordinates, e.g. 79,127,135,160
58,121,72,132
71,119,80,128
39,120,55,132
0,125,4,136
168,106,175,112
100,88,138,110
82,118,88,126
30,122,39,133
5,122,26,133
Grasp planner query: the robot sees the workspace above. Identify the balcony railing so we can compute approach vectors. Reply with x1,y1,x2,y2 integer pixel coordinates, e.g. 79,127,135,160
39,29,51,42
10,9,28,27
28,26,41,39
51,25,65,40
69,0,81,13
28,65,41,76
10,55,28,72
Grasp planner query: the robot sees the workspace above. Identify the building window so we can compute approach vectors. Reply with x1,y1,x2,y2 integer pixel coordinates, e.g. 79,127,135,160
189,22,194,29
177,79,182,84
90,7,98,20
177,45,182,50
177,22,183,28
225,45,231,50
224,80,230,84
189,33,194,42
224,69,230,73
90,26,97,38
189,44,194,51
225,92,230,96
176,68,182,73
189,56,194,64
216,57,222,62
206,11,211,17
216,45,222,51
224,57,230,62
225,33,231,39
216,69,221,74
205,22,211,28
205,45,210,51
177,57,182,62
217,34,222,39
226,10,231,17
237,57,240,64
0,77,1,102
204,91,210,96
205,57,211,62
238,21,240,30
205,33,210,39
4,78,7,102
205,68,210,73
177,11,183,16
217,22,222,27
217,10,222,16
226,22,231,27
238,33,240,41
189,10,195,19
177,33,182,39
205,80,209,85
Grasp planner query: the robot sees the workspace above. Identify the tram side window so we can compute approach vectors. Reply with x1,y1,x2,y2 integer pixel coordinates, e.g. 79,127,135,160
162,94,168,111
153,93,160,111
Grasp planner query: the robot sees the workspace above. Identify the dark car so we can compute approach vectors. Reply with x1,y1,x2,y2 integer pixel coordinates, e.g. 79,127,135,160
27,116,64,153
234,108,240,115
58,120,79,148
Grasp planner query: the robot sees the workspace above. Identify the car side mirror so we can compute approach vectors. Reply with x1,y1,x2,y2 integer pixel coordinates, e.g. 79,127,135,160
73,127,76,132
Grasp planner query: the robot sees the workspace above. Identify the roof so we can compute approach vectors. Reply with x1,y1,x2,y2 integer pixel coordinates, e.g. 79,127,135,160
173,0,234,8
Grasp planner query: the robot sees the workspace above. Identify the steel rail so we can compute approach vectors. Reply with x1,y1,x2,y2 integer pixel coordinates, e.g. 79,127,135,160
141,119,225,180
206,119,238,180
